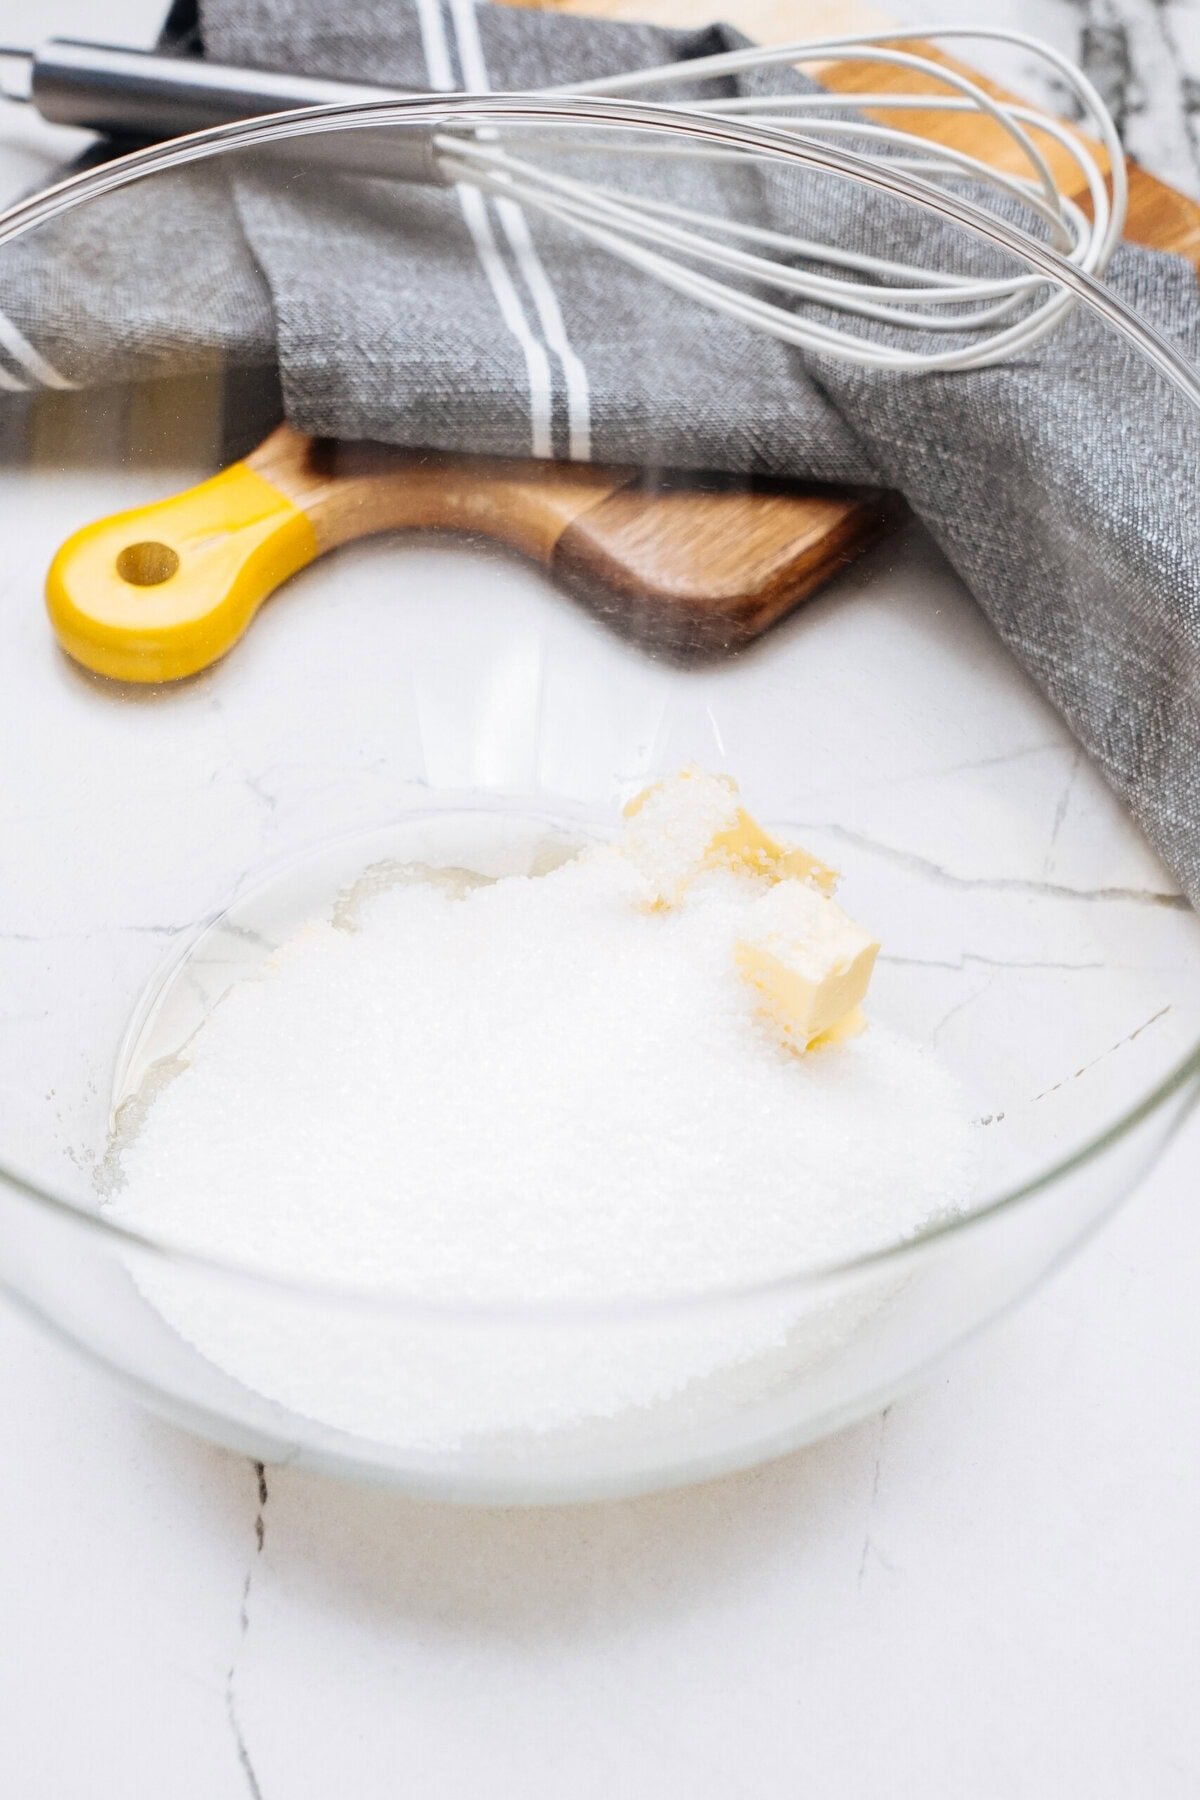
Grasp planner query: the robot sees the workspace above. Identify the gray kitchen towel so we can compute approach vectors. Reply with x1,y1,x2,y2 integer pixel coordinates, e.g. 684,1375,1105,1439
1,0,1198,903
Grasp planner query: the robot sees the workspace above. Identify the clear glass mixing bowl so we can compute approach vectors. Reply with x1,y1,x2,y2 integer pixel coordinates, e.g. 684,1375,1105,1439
0,101,1196,1501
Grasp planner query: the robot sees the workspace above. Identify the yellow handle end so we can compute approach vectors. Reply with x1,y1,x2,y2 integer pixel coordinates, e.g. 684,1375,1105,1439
45,461,318,683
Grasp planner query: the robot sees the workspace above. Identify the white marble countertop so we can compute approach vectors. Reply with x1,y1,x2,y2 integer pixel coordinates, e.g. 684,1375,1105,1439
1,3,1198,1795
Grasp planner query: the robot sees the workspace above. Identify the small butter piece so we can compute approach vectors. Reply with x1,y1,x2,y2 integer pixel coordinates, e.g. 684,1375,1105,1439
811,1005,867,1048
620,769,837,906
735,881,879,1051
710,810,838,896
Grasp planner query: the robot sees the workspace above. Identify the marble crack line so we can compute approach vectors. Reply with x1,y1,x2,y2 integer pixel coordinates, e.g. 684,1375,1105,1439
857,1405,893,1591
0,922,202,944
226,1461,269,1800
208,695,280,824
932,977,995,1047
880,951,1111,974
799,824,1188,910
1031,1003,1173,1102
792,741,1064,806
1042,747,1082,879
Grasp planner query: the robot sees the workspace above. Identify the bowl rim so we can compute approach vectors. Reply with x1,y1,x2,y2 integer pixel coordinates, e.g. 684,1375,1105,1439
0,94,1197,1318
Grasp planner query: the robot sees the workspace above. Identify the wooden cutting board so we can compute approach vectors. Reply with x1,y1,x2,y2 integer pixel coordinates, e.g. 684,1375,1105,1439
48,0,1200,681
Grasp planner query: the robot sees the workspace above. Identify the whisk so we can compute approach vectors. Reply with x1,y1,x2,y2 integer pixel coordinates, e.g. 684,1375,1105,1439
1,26,1125,372
449,27,1125,373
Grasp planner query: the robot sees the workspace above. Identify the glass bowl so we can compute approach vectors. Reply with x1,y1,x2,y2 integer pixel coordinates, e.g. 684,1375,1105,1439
0,100,1196,1502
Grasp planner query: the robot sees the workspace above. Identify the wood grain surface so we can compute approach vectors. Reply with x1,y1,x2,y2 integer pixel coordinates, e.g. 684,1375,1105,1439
249,425,892,657
252,425,632,563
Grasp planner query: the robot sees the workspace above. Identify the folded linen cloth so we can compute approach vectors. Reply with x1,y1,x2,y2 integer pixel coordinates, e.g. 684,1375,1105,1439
2,0,1198,903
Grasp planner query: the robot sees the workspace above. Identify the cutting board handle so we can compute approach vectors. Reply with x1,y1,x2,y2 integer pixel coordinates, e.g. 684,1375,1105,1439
46,424,892,682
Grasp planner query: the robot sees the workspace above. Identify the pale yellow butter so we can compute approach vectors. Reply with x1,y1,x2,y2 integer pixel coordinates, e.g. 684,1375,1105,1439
620,769,837,906
615,769,876,1050
735,880,880,1052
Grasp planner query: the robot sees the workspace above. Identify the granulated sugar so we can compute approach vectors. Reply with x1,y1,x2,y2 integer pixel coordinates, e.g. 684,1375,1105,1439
109,836,978,1449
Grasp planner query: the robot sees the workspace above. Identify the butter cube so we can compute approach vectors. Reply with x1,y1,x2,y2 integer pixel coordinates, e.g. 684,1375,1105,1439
708,808,838,895
620,770,837,906
735,880,879,1051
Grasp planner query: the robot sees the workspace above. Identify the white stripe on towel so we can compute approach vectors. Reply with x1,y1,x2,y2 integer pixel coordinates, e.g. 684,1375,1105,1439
413,0,554,458
445,0,592,461
0,312,75,389
0,309,76,390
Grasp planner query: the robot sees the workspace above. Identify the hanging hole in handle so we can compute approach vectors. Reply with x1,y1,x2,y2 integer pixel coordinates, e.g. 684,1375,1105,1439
115,541,181,587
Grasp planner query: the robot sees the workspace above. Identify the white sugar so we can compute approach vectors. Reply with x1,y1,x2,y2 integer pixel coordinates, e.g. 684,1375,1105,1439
618,767,741,903
109,842,978,1449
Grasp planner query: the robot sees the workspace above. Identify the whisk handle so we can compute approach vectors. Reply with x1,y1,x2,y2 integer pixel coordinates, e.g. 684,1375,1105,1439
26,38,441,182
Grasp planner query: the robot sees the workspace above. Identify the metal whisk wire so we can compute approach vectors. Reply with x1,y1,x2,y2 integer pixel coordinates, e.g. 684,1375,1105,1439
433,27,1125,371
